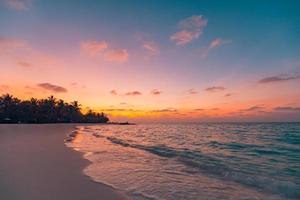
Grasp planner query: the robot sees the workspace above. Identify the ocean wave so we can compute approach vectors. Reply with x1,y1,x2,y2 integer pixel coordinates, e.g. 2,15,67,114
106,136,300,199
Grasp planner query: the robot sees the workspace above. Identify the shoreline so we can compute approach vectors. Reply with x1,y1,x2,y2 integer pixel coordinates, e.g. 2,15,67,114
0,124,128,200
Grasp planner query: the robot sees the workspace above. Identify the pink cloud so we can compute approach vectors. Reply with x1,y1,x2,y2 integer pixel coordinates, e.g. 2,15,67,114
143,41,160,55
151,89,161,95
201,38,231,58
110,90,118,95
17,61,31,68
5,0,32,10
170,30,201,45
170,15,207,45
178,15,207,29
80,40,108,56
209,38,231,49
105,49,128,63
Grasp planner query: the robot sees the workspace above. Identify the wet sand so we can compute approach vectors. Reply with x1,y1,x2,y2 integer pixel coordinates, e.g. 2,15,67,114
0,124,128,200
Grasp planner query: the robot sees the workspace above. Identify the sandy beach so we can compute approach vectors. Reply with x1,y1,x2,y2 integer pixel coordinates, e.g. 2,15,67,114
0,124,127,200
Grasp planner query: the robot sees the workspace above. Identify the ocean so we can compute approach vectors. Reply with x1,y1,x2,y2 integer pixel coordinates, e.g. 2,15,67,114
65,123,300,200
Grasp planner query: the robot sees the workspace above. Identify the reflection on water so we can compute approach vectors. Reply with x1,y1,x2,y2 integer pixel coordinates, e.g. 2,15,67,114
65,123,300,200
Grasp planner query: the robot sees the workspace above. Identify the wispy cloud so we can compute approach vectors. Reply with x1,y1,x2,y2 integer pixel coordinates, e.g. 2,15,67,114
17,61,31,68
105,49,128,63
37,83,68,93
80,40,108,56
205,86,226,92
273,106,300,112
202,38,231,58
125,91,142,96
194,108,220,111
186,88,197,94
151,89,161,96
170,15,207,45
5,0,32,10
258,75,300,84
224,93,233,97
151,108,178,113
110,90,118,95
209,38,231,49
143,41,160,55
240,106,264,112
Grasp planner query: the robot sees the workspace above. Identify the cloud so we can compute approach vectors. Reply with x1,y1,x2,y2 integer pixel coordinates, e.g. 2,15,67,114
240,106,264,112
0,37,27,55
202,38,231,58
258,75,300,84
170,15,207,45
209,38,231,49
273,107,300,112
143,41,160,55
194,108,220,111
151,108,178,113
17,61,31,68
5,0,32,10
105,49,128,62
186,88,197,94
110,90,118,95
224,93,233,97
205,86,226,92
125,91,142,96
80,40,108,56
178,15,208,30
37,83,68,93
170,30,201,45
151,89,161,96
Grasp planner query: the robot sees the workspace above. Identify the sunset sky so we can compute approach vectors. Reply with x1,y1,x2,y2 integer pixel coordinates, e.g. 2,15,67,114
1,0,300,122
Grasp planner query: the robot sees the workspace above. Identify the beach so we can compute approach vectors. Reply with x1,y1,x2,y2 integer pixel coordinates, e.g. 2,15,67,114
0,124,127,200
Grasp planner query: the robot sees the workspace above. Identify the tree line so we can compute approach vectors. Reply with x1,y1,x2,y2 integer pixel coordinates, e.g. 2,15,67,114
0,94,109,123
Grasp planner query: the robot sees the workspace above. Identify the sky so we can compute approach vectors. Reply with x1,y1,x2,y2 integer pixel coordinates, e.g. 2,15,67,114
0,0,300,122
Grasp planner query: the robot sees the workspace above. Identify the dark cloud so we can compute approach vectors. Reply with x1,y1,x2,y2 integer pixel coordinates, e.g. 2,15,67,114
151,89,161,96
151,108,178,113
273,107,300,112
258,75,300,84
205,86,226,92
240,106,264,112
37,83,67,93
224,93,233,97
125,91,142,96
186,88,197,94
194,108,219,111
110,90,118,95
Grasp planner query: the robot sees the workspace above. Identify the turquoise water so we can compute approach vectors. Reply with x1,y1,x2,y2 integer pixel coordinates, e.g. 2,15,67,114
66,123,300,200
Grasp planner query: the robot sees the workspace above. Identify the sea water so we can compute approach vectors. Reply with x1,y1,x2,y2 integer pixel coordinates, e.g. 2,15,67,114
65,123,300,200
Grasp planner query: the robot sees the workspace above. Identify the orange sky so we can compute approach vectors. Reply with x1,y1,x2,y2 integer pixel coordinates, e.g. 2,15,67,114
1,0,300,122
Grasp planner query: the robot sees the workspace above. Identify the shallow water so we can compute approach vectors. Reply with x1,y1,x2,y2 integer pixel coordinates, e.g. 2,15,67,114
66,123,300,200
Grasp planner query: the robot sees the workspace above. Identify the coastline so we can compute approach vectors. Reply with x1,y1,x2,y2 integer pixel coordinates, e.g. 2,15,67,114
0,124,128,200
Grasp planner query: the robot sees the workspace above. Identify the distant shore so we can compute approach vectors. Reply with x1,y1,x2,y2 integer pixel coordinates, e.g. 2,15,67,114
0,124,128,200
